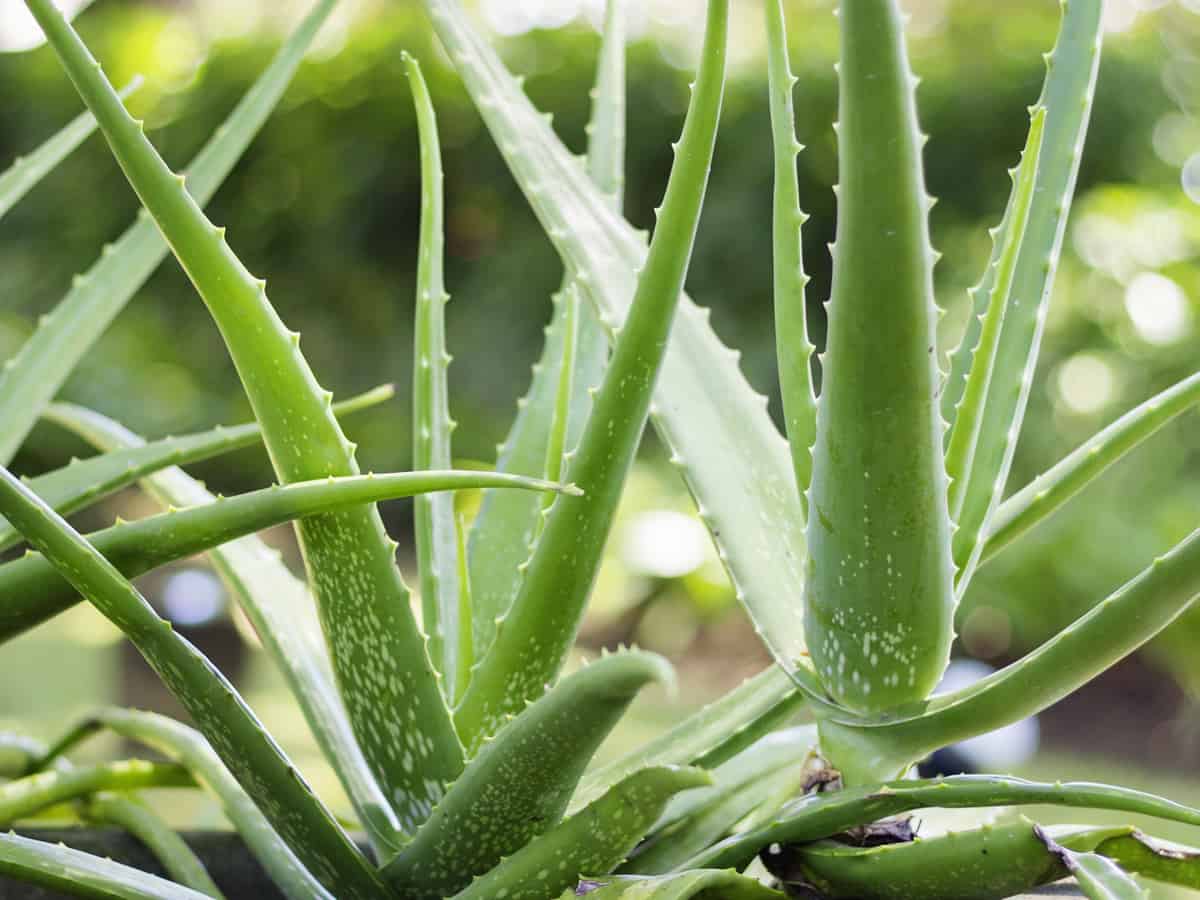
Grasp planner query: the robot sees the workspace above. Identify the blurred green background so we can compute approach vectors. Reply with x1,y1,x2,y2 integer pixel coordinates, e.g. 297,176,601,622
1,0,1199,817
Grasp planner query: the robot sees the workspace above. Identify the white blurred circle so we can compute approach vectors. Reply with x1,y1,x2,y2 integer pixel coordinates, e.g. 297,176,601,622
162,569,226,627
1125,272,1191,345
0,0,95,53
622,510,709,579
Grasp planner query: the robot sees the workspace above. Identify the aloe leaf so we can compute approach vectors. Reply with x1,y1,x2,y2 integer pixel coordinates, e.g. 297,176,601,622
0,387,392,554
0,465,382,898
950,0,1103,587
419,0,814,700
43,400,403,855
0,0,337,467
453,0,728,748
1077,828,1200,890
1037,825,1148,900
465,0,621,662
0,78,140,221
765,0,816,505
26,0,472,830
686,774,1200,872
82,793,224,899
0,831,214,900
47,709,334,900
0,467,571,643
982,369,1200,564
763,817,1092,900
622,728,815,875
0,761,192,826
382,650,673,899
405,52,466,701
567,871,784,900
454,766,711,900
0,735,45,779
805,0,954,717
945,107,1047,519
816,524,1200,783
571,664,803,815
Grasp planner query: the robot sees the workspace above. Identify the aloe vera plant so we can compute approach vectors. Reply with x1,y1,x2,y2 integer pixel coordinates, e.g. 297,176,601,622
2,0,1200,898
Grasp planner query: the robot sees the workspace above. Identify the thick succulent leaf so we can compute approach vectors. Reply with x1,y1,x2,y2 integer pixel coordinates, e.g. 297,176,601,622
765,0,816,506
0,0,337,467
0,465,381,898
82,793,224,899
405,52,466,701
0,735,45,779
982,369,1200,564
1071,828,1200,890
571,664,802,815
0,79,140,221
453,0,728,748
0,387,392,553
1037,826,1147,900
568,871,784,900
950,0,1104,586
25,0,465,832
0,468,571,643
47,401,401,854
382,650,673,899
686,774,1200,872
945,107,1047,519
805,0,954,716
0,831,214,900
622,727,815,875
0,761,191,826
453,766,711,900
816,524,1200,783
465,0,620,664
418,0,814,700
763,817,1100,900
43,709,333,900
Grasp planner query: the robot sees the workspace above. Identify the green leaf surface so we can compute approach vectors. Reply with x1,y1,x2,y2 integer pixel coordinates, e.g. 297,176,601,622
0,735,45,780
382,650,673,899
454,766,711,900
0,832,214,900
0,464,380,898
46,401,403,854
1037,825,1148,900
1071,828,1200,890
764,817,1085,900
622,727,815,875
0,468,570,644
982,369,1200,564
405,52,466,702
0,78,140,221
946,107,1047,520
23,0,464,832
765,0,816,507
816,524,1200,783
0,386,392,554
0,0,337,466
571,664,802,815
44,709,336,900
453,0,729,749
82,793,224,899
464,0,620,664
567,870,784,900
0,761,192,826
805,0,954,716
950,0,1103,587
685,774,1200,872
418,0,814,703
